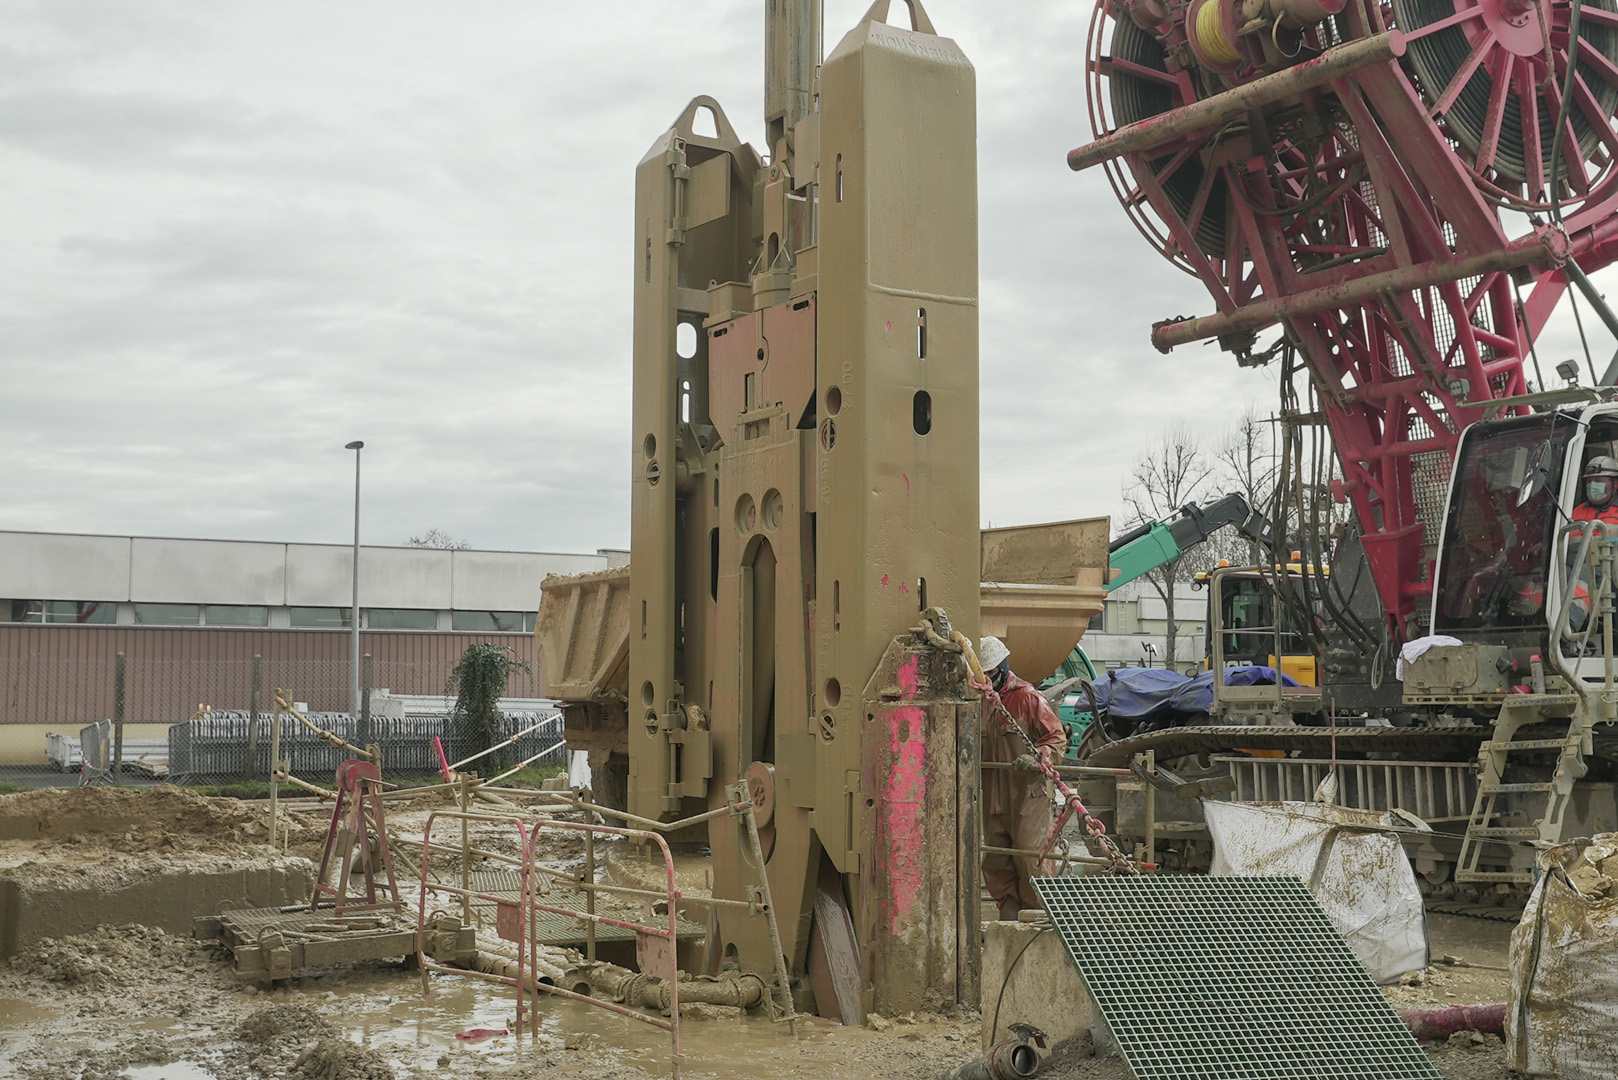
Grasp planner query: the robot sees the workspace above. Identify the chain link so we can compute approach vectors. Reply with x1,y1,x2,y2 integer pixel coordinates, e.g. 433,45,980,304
976,680,1139,875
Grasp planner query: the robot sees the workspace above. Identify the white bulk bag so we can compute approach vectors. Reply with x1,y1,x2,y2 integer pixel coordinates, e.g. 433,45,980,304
1507,835,1618,1078
1204,800,1429,984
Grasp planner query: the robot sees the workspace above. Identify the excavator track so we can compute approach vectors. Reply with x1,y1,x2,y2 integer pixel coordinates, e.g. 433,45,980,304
1080,724,1492,769
1424,900,1526,923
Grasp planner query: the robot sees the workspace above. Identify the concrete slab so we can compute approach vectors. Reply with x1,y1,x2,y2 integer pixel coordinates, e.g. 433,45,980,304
980,917,1094,1051
0,856,313,960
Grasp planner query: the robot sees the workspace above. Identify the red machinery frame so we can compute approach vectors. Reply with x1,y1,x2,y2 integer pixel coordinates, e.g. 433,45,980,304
1077,0,1618,635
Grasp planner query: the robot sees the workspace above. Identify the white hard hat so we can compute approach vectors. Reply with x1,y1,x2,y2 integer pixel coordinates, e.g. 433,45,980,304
979,636,1010,671
1587,455,1618,479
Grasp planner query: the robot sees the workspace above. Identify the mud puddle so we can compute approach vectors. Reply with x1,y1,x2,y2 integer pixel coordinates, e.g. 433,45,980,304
0,952,893,1080
0,997,56,1025
123,1065,213,1080
284,971,908,1080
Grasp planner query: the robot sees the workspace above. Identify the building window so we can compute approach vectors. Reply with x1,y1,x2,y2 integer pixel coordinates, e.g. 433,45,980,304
134,603,202,626
452,610,525,632
6,600,116,624
525,611,537,633
291,607,351,629
6,600,42,622
1088,606,1107,634
205,605,269,627
366,608,436,630
49,601,115,625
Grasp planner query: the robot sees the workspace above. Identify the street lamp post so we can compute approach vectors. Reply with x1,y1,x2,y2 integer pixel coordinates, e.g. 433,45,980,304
346,440,364,715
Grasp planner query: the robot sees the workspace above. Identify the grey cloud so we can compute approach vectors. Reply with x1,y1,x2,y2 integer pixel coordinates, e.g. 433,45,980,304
8,0,1539,558
0,90,297,170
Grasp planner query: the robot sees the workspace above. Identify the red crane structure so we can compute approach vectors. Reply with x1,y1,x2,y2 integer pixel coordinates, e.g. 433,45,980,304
1073,0,1618,638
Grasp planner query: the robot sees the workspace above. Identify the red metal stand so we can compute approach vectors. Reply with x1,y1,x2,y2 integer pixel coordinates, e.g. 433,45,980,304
312,759,400,914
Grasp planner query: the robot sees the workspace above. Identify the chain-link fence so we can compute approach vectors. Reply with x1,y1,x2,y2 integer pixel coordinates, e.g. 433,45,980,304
0,653,565,791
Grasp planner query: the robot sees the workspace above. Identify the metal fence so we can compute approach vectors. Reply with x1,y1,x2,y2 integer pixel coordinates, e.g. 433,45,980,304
0,653,565,790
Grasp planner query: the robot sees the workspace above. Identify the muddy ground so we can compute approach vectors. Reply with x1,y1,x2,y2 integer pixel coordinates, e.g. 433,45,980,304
0,788,1523,1080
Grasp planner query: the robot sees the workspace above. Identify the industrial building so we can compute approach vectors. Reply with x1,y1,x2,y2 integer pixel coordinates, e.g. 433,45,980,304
1081,579,1208,674
0,530,626,764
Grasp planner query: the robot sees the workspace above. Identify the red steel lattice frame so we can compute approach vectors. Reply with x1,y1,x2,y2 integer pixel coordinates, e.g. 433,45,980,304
1079,0,1618,634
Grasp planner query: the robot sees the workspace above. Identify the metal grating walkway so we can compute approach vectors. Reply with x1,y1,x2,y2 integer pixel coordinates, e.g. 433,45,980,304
1032,876,1442,1080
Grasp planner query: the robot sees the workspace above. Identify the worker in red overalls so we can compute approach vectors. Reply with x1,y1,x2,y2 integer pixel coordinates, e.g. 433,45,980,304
1573,456,1618,528
979,635,1068,920
1567,456,1618,632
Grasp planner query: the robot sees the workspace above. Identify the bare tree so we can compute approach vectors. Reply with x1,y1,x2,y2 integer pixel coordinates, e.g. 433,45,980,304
1212,408,1280,566
406,528,472,550
1123,426,1214,667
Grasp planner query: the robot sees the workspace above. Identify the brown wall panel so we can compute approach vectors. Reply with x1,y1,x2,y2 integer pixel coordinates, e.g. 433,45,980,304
0,626,541,725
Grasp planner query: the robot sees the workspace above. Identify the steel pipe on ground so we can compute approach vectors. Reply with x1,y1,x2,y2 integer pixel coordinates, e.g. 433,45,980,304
1068,32,1405,172
565,961,769,1013
941,1038,1044,1080
466,952,571,990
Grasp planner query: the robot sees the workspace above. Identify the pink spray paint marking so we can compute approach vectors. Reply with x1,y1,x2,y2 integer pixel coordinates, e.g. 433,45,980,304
899,581,910,594
884,655,926,932
880,573,890,588
884,704,927,934
897,653,921,699
903,472,910,491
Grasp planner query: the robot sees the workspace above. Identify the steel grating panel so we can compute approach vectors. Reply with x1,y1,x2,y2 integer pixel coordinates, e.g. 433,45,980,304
1032,876,1442,1080
218,903,406,937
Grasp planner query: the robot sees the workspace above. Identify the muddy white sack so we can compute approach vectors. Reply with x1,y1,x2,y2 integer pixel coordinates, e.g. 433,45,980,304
1507,835,1618,1078
1203,800,1428,984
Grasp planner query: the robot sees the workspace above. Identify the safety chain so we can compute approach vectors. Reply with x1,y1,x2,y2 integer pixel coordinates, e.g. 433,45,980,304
974,679,1139,876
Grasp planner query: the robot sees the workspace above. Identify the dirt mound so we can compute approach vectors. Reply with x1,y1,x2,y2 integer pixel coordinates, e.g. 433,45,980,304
2,924,227,992
235,1003,336,1044
0,785,314,852
293,1037,396,1080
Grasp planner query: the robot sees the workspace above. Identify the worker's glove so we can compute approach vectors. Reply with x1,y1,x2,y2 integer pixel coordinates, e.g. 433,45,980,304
1011,753,1043,774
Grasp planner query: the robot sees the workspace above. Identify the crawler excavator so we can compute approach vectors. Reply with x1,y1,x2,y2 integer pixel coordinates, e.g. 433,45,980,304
1072,0,1618,897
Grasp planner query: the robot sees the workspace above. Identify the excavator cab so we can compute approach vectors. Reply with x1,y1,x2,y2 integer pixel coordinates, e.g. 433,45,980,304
1430,402,1618,673
1204,568,1318,687
1432,412,1572,644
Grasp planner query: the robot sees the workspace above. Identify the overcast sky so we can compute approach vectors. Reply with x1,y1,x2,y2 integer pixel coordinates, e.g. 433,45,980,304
2,1,1611,554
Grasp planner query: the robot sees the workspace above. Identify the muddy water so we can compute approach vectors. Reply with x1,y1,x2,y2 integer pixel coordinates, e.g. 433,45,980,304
0,960,941,1080
333,970,901,1080
124,1065,214,1080
0,997,55,1025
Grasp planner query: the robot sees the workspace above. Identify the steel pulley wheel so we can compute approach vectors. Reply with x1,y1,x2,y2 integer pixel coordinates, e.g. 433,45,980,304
1393,0,1618,206
1087,4,1218,273
1089,6,1376,268
1101,16,1232,261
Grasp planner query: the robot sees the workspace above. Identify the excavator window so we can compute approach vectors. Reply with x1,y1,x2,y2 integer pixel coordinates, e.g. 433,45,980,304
1216,575,1311,663
1433,414,1572,631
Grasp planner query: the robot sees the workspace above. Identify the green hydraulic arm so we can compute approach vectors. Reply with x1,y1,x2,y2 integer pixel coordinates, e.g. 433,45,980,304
1105,493,1270,591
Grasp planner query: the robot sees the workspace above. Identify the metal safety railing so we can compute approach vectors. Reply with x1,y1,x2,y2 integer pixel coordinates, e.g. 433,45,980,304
408,776,797,1079
1217,755,1477,825
1553,520,1618,700
416,810,546,1036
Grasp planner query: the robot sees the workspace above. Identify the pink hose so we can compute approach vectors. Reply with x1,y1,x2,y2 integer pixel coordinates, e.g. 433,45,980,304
1398,1003,1507,1041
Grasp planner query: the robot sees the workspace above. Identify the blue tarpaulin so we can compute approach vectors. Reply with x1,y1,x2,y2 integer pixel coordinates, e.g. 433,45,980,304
1090,666,1299,721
